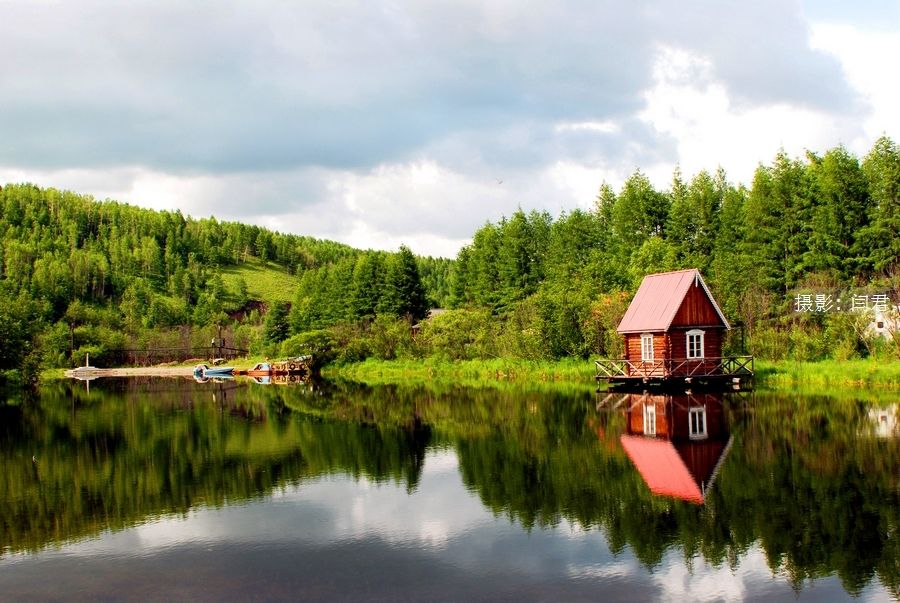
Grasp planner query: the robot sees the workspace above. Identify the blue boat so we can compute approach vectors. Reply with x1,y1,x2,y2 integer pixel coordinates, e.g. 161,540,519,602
193,364,235,379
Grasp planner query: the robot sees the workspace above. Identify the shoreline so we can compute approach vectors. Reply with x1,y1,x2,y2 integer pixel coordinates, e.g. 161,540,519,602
48,357,900,390
64,366,197,378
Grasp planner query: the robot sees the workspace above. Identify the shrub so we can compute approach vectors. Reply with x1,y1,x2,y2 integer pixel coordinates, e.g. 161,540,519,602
279,330,337,368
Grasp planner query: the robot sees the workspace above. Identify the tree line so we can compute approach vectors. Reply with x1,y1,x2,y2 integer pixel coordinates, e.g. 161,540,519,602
441,137,898,361
1,137,898,381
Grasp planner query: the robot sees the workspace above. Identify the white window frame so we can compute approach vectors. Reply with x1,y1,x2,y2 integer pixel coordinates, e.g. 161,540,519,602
641,333,654,362
643,403,657,436
689,406,707,439
686,329,705,359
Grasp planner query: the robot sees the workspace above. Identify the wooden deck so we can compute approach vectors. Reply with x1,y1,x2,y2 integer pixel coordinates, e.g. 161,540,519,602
595,356,754,386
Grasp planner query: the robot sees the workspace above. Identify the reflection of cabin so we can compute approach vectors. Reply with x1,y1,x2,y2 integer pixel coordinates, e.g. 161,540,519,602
596,269,753,386
605,392,732,504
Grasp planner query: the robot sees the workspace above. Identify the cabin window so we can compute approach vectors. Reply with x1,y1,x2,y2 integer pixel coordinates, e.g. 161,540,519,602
686,329,704,359
641,334,654,362
689,407,707,439
876,321,884,330
643,403,657,436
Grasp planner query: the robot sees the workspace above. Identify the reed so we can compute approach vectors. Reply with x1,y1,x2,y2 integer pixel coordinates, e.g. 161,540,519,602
324,357,596,385
756,358,900,390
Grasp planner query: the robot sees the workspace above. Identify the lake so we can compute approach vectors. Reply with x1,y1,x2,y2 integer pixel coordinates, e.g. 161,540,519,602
0,378,897,602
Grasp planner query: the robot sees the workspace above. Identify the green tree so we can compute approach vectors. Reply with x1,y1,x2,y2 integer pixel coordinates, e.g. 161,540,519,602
611,170,670,265
0,285,44,383
804,146,870,279
742,151,811,294
859,136,900,275
263,301,291,344
351,253,386,319
379,245,428,321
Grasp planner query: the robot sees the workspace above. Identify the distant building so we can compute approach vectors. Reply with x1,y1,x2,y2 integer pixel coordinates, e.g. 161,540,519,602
867,305,899,341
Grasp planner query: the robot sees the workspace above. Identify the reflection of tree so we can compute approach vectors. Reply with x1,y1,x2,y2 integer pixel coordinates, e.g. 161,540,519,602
1,381,896,598
444,388,898,595
0,379,431,555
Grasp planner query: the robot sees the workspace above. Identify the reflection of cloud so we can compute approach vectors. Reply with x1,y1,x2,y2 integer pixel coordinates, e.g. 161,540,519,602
2,449,893,601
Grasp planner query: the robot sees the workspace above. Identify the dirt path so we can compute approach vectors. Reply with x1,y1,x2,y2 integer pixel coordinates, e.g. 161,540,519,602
65,366,197,378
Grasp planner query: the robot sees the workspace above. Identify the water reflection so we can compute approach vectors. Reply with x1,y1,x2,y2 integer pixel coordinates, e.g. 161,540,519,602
0,379,897,601
608,392,732,504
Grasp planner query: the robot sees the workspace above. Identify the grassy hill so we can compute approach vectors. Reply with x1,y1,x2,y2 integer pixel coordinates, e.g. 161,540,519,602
221,258,298,305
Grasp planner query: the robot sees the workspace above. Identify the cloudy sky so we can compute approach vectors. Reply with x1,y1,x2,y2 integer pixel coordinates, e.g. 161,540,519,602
1,1,898,257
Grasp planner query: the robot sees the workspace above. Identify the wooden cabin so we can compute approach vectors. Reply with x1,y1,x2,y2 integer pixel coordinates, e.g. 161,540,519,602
596,269,752,386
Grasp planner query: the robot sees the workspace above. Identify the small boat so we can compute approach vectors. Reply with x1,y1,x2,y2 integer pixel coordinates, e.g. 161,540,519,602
193,364,235,379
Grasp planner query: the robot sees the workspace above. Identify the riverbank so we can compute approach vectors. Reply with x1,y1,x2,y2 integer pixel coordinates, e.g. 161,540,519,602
64,366,197,378
42,356,900,390
322,358,596,385
755,358,900,390
324,357,900,390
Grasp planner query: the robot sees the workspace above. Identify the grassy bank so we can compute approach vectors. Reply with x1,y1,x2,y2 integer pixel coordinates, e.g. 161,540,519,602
328,356,900,391
323,358,597,389
756,358,900,390
39,355,899,391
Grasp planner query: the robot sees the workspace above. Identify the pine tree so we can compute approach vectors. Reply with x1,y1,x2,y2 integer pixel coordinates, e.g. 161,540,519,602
380,245,428,321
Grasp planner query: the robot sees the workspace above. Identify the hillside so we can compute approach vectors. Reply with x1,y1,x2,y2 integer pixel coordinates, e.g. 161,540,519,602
0,184,453,379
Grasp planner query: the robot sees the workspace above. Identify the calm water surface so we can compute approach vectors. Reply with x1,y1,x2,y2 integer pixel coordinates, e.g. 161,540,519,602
0,378,897,602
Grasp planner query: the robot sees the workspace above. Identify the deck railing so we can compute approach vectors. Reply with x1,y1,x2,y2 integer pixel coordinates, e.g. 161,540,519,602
595,356,754,380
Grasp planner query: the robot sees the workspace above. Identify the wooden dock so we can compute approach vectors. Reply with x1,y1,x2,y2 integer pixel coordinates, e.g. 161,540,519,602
595,356,754,387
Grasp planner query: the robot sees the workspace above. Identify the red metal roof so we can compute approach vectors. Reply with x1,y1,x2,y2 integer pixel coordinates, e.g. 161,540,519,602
616,269,730,333
620,435,704,504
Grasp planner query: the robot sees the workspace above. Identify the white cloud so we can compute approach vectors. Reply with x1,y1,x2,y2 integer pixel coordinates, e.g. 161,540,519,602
810,23,900,146
554,120,621,134
637,45,862,187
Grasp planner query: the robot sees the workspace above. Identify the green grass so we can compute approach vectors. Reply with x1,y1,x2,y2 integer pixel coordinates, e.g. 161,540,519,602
323,357,598,390
39,368,68,382
220,257,298,304
330,356,900,393
756,358,900,390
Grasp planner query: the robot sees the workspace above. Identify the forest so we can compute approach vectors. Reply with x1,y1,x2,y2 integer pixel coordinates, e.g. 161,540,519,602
0,136,898,383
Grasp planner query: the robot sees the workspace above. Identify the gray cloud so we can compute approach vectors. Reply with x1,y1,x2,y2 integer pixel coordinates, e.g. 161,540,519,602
649,0,859,112
1,1,662,173
0,0,881,256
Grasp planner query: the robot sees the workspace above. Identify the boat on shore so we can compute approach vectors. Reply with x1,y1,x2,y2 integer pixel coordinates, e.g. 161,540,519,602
193,364,235,379
234,356,313,376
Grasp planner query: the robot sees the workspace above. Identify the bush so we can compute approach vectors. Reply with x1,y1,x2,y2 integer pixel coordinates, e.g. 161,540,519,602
749,327,790,361
279,330,337,368
494,300,541,360
366,316,417,360
788,328,827,361
823,312,870,360
417,309,496,360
